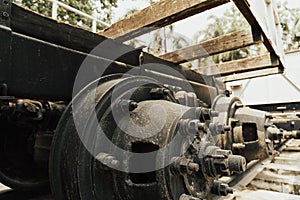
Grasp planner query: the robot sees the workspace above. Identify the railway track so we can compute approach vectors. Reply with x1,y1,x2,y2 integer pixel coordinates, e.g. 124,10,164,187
211,139,300,200
1,139,300,200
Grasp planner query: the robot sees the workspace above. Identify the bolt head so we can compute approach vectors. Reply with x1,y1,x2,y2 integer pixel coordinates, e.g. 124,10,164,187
129,101,138,111
2,12,9,18
210,110,219,117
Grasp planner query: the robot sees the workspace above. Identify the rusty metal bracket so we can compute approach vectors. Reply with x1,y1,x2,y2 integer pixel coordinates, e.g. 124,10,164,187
0,0,11,27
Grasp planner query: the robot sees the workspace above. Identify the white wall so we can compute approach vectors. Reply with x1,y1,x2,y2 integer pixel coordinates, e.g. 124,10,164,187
227,50,300,105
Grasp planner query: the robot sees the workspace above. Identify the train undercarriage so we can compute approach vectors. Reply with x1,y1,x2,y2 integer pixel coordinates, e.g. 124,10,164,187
1,74,298,199
1,1,299,199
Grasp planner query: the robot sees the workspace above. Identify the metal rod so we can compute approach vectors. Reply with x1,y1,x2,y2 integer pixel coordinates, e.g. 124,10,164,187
47,0,110,28
51,0,58,20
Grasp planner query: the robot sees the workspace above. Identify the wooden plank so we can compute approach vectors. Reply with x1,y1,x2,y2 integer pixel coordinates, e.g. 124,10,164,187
250,179,297,194
201,53,279,76
274,157,300,165
101,0,230,41
229,159,271,188
221,68,281,82
159,29,262,64
285,146,300,151
255,170,300,185
265,163,300,173
234,190,300,200
250,179,299,195
233,0,285,71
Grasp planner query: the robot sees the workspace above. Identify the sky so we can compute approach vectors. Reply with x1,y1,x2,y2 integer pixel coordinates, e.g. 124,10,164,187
111,0,300,41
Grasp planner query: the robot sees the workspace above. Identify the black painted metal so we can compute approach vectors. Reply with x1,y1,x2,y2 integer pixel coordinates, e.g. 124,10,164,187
9,3,212,86
0,0,11,27
0,26,12,92
49,75,238,200
0,27,216,104
0,27,133,100
250,102,300,113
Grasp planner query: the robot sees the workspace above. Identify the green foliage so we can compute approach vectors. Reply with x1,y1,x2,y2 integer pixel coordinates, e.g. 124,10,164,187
277,0,300,51
194,1,300,69
195,6,251,66
146,26,190,56
121,1,190,54
147,29,164,55
14,0,117,30
167,25,190,51
195,6,248,41
58,0,93,28
14,0,53,16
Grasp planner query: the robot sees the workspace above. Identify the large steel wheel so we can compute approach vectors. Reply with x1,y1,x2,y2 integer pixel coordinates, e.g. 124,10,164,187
50,75,245,200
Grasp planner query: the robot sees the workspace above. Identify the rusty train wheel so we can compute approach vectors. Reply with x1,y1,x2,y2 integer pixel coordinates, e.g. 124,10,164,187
50,75,245,200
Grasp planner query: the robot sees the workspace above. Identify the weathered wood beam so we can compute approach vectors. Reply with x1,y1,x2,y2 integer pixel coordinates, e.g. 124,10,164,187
202,53,279,76
220,68,281,83
233,0,285,71
101,0,230,42
159,29,262,64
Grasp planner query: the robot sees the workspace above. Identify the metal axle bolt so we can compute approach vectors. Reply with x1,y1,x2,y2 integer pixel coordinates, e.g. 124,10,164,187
171,157,199,175
211,181,233,196
210,110,219,117
228,155,246,174
202,146,246,177
128,101,138,111
179,119,202,136
119,100,138,112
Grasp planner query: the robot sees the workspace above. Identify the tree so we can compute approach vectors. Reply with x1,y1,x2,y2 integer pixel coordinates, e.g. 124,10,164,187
194,6,252,67
192,1,300,70
13,0,117,30
277,1,300,51
121,0,190,55
145,25,191,56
